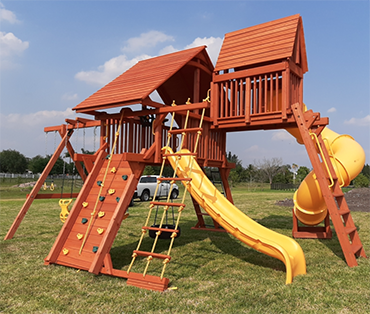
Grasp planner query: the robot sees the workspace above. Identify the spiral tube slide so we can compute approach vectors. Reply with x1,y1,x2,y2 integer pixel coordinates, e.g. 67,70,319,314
164,147,306,284
290,127,366,226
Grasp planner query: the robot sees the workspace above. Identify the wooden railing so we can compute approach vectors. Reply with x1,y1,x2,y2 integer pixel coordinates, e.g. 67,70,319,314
211,65,302,127
101,116,226,165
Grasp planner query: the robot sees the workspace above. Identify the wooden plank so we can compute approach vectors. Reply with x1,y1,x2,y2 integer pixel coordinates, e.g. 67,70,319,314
213,62,286,83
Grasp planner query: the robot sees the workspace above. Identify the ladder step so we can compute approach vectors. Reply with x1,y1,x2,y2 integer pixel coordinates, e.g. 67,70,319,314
351,244,363,255
142,226,180,234
150,201,186,208
344,226,357,234
168,127,202,135
333,191,344,197
133,250,171,261
338,208,350,216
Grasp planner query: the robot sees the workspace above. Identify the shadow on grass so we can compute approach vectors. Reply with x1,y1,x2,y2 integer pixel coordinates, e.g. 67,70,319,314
109,219,287,277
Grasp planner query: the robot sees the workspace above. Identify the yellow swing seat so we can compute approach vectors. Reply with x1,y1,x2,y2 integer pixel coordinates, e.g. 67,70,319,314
59,199,72,223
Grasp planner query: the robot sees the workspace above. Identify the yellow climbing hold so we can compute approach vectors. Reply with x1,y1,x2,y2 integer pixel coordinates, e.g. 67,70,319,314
62,248,69,255
77,233,83,240
97,228,104,235
98,211,105,218
108,189,115,195
111,167,117,173
82,202,88,208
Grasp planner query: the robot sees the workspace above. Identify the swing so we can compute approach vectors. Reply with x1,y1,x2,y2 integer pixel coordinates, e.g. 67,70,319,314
42,181,55,191
149,203,181,240
58,128,77,223
59,199,72,223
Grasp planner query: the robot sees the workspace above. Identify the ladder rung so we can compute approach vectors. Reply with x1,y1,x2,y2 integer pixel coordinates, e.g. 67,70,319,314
142,226,180,233
333,192,344,197
133,250,171,260
338,208,350,216
168,127,202,135
150,201,186,208
351,244,363,255
344,226,357,234
196,212,210,216
163,152,197,157
156,177,192,182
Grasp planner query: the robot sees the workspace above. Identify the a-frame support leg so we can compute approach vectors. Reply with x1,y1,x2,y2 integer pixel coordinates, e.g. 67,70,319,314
4,127,73,240
292,103,366,266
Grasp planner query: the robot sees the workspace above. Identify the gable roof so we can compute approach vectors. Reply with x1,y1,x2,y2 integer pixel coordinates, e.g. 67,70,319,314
73,46,213,113
215,14,308,73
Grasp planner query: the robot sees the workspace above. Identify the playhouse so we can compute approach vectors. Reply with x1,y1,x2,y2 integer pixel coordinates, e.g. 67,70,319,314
5,14,366,291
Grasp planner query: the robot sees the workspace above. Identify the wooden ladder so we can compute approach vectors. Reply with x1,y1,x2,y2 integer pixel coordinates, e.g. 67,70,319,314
292,103,366,267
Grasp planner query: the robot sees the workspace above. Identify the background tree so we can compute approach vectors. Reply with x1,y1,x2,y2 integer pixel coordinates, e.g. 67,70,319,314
296,166,310,183
227,151,246,184
353,173,369,188
254,157,283,184
0,149,28,173
272,164,293,184
361,164,370,180
28,155,64,175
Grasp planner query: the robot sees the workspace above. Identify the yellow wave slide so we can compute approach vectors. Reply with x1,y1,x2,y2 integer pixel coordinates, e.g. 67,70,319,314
164,147,306,284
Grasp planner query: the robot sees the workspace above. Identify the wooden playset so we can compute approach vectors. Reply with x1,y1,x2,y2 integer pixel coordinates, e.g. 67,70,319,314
5,14,366,291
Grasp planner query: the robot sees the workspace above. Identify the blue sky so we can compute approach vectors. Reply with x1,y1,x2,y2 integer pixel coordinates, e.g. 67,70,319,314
0,0,369,168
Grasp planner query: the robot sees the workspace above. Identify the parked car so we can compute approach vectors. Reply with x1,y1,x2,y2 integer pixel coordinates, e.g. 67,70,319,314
133,175,179,202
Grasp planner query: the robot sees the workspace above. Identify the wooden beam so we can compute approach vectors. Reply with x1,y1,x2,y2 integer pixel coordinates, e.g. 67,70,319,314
213,62,287,83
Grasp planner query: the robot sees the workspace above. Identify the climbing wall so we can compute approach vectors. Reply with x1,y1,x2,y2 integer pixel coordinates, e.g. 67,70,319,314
45,153,143,273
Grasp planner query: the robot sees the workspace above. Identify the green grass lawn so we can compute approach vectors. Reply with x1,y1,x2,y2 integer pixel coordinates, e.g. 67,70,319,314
0,183,369,313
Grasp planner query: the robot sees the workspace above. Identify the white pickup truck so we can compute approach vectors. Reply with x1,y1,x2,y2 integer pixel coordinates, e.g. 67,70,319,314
133,175,179,202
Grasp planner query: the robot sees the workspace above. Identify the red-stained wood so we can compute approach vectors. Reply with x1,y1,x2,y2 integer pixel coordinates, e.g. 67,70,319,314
73,47,213,113
44,148,108,264
292,103,366,266
89,161,145,274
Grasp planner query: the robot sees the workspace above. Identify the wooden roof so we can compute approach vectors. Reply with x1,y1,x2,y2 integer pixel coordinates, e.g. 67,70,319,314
215,14,308,73
74,46,213,113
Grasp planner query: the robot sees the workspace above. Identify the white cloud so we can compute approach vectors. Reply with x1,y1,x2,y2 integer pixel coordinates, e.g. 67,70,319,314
185,36,223,65
75,53,151,86
75,33,223,87
122,30,174,53
344,115,370,126
159,45,178,56
246,145,260,152
62,93,79,101
327,107,336,113
0,108,76,129
0,2,20,24
271,130,295,142
0,31,29,57
0,108,77,156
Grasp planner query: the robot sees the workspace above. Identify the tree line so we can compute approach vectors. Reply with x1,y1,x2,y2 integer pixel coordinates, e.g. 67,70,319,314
0,149,93,176
0,149,369,187
224,152,370,188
